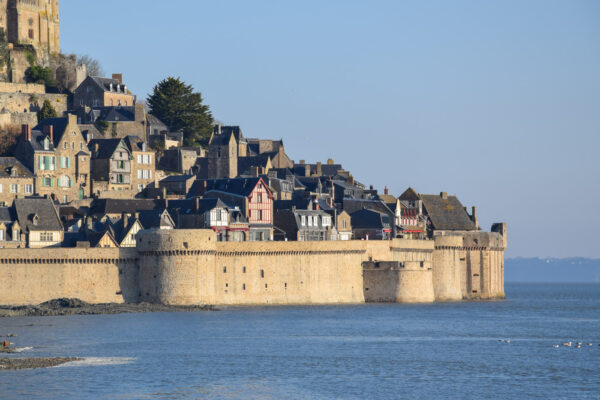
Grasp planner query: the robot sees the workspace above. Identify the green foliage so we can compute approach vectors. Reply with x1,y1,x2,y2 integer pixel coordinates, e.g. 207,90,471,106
147,77,214,146
95,120,109,133
0,31,9,69
25,50,36,67
37,99,58,122
25,65,56,87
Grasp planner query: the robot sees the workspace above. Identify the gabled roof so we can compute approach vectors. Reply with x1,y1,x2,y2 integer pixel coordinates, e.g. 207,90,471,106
0,207,16,223
138,209,175,229
89,199,162,215
88,138,127,159
96,107,135,122
419,193,476,231
160,174,195,183
109,216,141,243
399,187,420,201
14,198,62,232
342,198,394,217
89,76,130,94
0,157,33,177
168,197,231,215
237,155,271,175
26,128,55,152
35,117,71,147
122,135,148,152
188,177,270,198
349,208,391,229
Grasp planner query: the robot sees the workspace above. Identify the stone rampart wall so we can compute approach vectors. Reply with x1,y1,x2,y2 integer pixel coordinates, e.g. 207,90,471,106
0,92,68,117
0,82,46,94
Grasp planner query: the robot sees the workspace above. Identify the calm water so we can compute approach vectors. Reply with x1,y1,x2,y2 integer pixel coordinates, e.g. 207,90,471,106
1,284,599,399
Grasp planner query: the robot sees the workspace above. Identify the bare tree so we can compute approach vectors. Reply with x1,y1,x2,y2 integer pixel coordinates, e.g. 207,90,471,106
77,54,104,77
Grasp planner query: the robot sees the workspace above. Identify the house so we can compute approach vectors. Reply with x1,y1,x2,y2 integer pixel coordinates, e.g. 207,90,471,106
397,187,426,239
419,192,477,237
191,177,273,241
168,197,247,241
137,209,175,230
334,210,352,240
88,198,162,219
349,208,393,240
0,157,34,207
74,74,135,109
159,175,195,196
0,206,23,248
88,138,132,192
123,136,155,192
274,208,332,241
158,147,200,174
14,115,91,203
75,104,148,141
13,197,63,247
108,213,144,247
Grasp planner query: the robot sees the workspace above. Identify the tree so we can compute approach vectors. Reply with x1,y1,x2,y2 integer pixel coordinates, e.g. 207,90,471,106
25,65,56,87
77,54,104,77
147,77,214,146
37,99,58,122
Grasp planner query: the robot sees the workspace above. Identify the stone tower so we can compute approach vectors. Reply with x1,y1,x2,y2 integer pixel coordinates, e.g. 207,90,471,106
3,0,60,56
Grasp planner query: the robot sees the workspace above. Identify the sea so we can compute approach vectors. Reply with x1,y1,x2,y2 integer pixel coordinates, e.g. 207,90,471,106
1,283,599,400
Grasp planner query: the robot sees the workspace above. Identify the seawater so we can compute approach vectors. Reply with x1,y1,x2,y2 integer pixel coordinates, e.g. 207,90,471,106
0,283,599,400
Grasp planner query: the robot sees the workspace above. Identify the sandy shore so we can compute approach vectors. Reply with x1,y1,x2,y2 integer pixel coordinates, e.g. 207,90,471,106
0,298,215,317
0,357,81,370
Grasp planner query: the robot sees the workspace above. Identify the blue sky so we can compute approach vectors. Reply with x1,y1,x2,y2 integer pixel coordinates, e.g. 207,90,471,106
61,0,600,258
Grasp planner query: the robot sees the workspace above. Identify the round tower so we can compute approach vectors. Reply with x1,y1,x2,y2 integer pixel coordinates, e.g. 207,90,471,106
136,229,216,305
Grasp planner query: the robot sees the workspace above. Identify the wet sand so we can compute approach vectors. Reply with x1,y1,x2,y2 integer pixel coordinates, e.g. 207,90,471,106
0,298,215,317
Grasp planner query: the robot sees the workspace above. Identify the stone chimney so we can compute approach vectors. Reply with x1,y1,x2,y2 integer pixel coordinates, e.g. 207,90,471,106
369,185,374,190
316,162,322,176
94,142,99,154
112,73,123,85
471,206,479,230
122,212,129,228
440,192,448,200
48,125,53,143
195,197,200,212
21,124,31,141
304,164,310,177
327,158,334,165
384,186,389,195
314,199,320,210
299,160,305,165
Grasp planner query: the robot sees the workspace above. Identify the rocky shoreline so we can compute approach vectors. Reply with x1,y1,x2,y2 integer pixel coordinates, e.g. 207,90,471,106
0,298,216,317
0,357,81,370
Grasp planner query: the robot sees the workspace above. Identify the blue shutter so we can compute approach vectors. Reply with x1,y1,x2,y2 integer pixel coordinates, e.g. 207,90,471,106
67,157,70,168
38,156,43,170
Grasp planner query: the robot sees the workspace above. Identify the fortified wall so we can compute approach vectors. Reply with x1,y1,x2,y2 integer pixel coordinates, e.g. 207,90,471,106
0,225,506,306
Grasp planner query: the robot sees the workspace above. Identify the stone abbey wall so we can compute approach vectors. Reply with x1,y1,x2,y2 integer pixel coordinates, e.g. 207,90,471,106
0,226,506,306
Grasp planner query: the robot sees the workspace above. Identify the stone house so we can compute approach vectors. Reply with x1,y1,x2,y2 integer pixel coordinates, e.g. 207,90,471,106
88,138,132,192
0,206,23,248
350,208,393,240
0,157,34,206
13,197,63,247
158,147,201,174
334,210,352,240
76,104,148,142
14,115,91,203
74,75,134,109
159,174,195,197
274,208,332,241
123,135,155,192
419,191,478,237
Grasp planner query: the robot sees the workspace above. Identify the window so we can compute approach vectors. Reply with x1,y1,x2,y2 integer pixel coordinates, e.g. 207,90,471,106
117,174,124,183
43,139,49,150
143,154,150,164
322,216,331,227
257,194,262,203
307,216,312,227
40,232,53,242
117,160,125,169
64,142,67,150
72,142,75,150
25,184,33,194
42,177,52,187
243,266,246,273
58,176,71,187
342,220,347,229
260,269,264,278
63,195,68,203
0,230,4,240
137,169,142,179
137,155,142,164
242,283,246,290
138,184,143,191
223,266,227,273
0,184,2,193
13,229,19,241
28,29,34,39
301,215,306,226
257,210,262,220
10,184,17,193
80,143,83,151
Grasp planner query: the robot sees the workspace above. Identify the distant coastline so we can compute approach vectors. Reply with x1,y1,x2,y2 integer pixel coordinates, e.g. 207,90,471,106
505,258,600,283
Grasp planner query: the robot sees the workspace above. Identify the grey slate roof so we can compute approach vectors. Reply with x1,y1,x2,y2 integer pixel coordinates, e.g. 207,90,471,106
0,207,16,223
89,199,162,215
14,198,62,232
420,193,476,231
35,117,70,147
138,209,175,229
88,138,126,159
90,76,129,93
0,157,33,177
188,177,266,198
237,155,271,175
96,107,135,122
160,174,195,183
342,199,394,217
349,208,392,230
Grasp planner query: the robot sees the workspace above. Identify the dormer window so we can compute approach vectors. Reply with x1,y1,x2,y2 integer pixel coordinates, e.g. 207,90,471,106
32,214,39,226
10,168,17,177
43,138,49,150
109,83,113,91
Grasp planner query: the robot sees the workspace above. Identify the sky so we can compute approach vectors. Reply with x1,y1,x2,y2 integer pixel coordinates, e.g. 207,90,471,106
60,0,600,258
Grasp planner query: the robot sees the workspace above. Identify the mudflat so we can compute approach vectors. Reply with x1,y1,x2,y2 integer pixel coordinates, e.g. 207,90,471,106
0,357,81,370
0,298,215,317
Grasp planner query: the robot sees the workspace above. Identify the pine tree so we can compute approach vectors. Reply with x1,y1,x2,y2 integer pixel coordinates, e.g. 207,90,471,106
37,99,58,122
147,77,214,146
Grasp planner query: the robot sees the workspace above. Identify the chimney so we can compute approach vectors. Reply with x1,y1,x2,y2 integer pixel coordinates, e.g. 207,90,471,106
370,185,374,190
195,197,200,212
22,124,31,141
440,192,448,199
314,200,320,210
316,162,322,176
299,160,305,165
348,175,354,185
384,186,389,195
112,73,123,85
48,125,53,143
327,158,334,165
304,164,310,177
122,212,129,228
94,142,99,154
471,206,479,230
86,216,93,231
